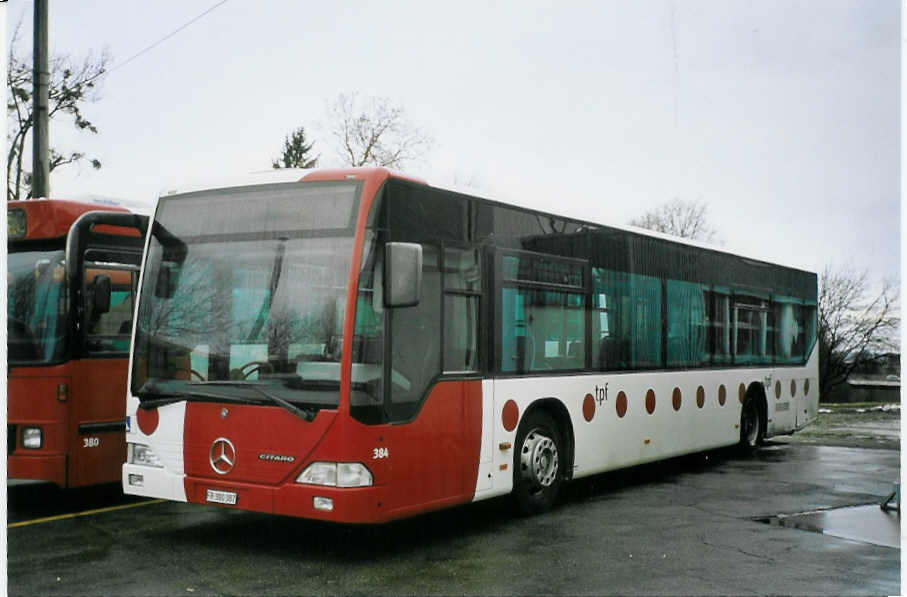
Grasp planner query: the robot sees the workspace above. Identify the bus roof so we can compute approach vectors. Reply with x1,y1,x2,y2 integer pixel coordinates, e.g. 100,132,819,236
8,199,130,241
410,174,816,277
156,167,426,198
155,167,815,277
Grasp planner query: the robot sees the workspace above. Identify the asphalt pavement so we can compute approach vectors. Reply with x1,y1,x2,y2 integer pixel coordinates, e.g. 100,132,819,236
7,439,900,596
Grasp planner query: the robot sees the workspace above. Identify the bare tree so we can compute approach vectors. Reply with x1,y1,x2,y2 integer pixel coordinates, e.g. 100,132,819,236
818,265,899,398
272,126,319,169
629,199,718,242
325,92,433,169
7,23,109,200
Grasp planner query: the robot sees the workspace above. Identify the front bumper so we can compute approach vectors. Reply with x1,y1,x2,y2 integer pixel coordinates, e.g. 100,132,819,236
122,463,188,502
184,475,387,523
124,463,393,523
9,453,66,487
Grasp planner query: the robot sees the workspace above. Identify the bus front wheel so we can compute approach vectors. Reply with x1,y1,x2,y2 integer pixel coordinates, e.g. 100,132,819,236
513,410,564,515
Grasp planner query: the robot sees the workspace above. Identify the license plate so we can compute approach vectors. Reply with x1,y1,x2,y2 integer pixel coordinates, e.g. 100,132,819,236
206,489,237,505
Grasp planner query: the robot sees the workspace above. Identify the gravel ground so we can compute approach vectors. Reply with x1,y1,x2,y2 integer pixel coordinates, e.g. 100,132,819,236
774,402,900,451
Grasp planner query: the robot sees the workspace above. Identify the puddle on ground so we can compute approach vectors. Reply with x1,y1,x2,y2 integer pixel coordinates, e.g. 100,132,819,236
755,505,900,549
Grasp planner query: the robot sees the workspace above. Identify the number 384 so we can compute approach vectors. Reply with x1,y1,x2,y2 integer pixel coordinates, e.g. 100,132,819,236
372,447,389,459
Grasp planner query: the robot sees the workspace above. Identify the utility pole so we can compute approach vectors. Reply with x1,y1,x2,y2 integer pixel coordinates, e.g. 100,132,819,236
32,0,50,199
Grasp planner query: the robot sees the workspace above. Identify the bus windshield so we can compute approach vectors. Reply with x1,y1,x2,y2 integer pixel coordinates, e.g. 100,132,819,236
131,181,359,412
8,249,68,364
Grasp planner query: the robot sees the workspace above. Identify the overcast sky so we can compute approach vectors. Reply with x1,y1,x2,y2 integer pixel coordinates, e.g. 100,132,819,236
6,0,900,284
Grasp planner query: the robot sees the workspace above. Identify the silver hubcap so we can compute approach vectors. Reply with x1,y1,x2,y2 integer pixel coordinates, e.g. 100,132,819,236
520,428,558,488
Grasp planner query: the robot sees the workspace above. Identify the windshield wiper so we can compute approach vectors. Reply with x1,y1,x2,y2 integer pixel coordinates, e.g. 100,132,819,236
189,381,316,422
137,385,250,410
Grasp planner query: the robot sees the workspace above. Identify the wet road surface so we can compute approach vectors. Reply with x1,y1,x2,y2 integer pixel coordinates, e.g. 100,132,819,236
764,504,900,549
7,442,900,595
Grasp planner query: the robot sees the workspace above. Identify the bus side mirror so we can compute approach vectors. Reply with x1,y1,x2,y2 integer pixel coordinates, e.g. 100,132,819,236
384,242,422,308
91,274,112,314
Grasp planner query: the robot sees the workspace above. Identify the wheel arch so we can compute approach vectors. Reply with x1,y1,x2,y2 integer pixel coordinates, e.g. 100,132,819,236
522,397,575,481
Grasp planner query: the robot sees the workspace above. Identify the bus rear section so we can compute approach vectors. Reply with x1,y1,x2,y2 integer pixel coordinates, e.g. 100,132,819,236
8,200,146,488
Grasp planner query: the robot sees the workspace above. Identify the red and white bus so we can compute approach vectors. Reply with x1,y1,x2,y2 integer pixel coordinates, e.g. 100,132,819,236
123,167,818,522
8,200,147,487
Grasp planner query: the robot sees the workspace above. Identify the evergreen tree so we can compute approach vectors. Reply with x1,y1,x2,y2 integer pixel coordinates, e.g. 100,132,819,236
272,126,319,169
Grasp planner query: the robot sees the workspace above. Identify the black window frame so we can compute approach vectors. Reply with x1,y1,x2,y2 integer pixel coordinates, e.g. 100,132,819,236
440,243,483,376
82,250,142,358
495,248,590,375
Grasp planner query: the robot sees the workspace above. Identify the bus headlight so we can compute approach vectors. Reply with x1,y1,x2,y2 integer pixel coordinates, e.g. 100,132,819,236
337,462,373,487
128,443,163,468
296,462,373,487
21,427,42,449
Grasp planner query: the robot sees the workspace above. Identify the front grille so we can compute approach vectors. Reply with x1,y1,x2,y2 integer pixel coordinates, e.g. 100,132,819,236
8,424,16,454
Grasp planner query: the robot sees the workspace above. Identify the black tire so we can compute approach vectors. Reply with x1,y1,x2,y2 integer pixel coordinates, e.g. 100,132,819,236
513,410,564,515
739,397,764,453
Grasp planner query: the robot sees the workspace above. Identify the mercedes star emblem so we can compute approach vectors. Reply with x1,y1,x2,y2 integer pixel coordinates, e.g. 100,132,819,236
209,437,236,475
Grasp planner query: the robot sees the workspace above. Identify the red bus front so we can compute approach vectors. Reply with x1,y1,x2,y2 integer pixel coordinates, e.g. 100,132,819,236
124,169,486,522
9,201,146,487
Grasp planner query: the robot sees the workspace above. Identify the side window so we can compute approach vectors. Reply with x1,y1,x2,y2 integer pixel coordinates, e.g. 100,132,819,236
443,247,481,373
590,268,661,370
501,251,587,373
350,238,445,424
389,245,441,421
706,291,732,364
84,265,139,354
666,280,707,367
774,298,816,364
733,295,772,364
798,304,817,360
501,288,584,372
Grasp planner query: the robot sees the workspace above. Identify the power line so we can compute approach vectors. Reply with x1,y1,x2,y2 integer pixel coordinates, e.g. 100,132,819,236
90,0,229,82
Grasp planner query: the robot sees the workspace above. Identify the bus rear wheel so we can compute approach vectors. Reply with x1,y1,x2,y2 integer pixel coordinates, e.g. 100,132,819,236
513,411,563,514
739,397,764,452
